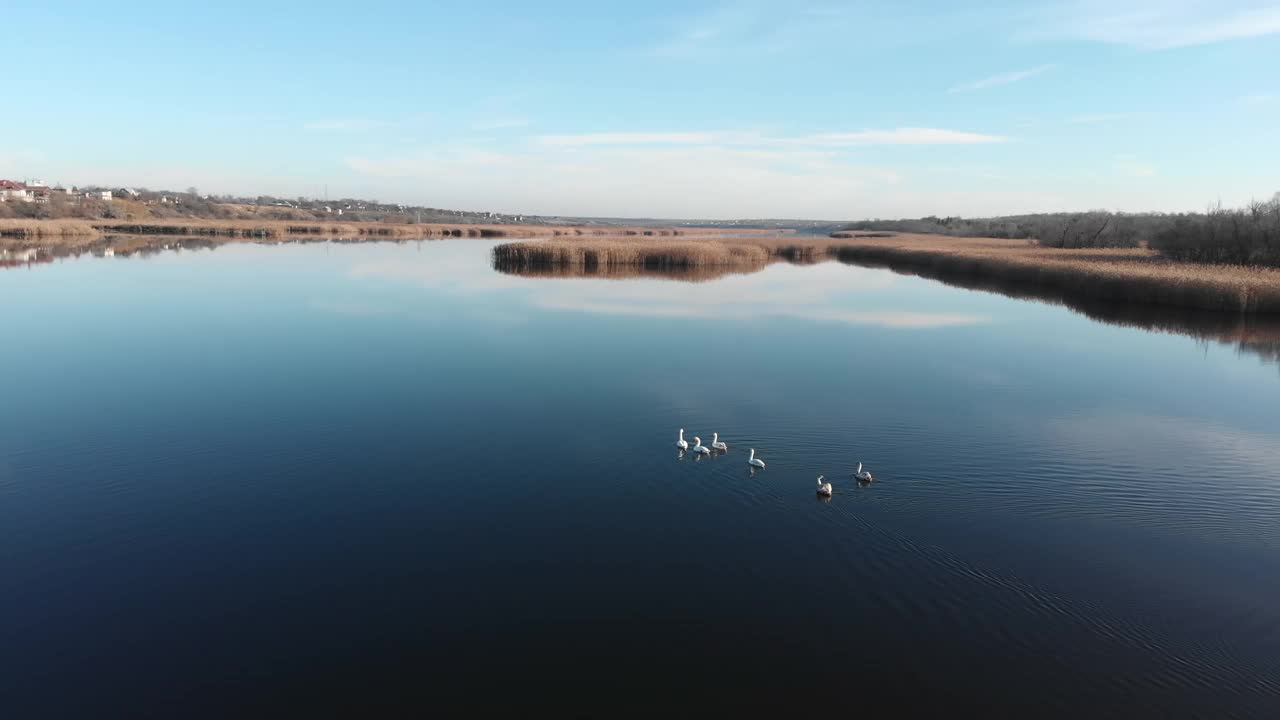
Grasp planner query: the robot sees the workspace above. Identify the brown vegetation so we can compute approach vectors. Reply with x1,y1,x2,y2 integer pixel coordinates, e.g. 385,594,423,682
0,217,788,245
494,234,1280,314
827,235,1280,313
492,238,788,275
0,219,100,239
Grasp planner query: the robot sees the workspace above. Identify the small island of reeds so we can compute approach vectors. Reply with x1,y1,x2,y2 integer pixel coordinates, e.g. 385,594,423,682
492,234,1280,315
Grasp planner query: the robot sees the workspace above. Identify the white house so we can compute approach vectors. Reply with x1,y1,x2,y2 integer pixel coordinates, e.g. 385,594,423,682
0,180,33,202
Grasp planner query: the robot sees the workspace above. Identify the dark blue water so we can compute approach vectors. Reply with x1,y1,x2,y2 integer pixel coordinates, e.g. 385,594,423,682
2,240,1279,717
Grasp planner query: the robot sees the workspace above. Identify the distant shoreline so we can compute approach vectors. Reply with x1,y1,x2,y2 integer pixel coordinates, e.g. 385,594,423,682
0,217,792,244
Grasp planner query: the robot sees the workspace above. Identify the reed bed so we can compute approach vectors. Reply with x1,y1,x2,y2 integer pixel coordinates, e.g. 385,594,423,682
3,218,786,246
95,219,436,239
0,219,100,239
88,219,781,240
493,234,1280,314
492,239,776,273
826,235,1280,314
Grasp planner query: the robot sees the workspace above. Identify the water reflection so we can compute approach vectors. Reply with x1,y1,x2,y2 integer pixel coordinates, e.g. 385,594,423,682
485,258,988,330
493,249,1280,367
495,262,764,284
4,236,1279,717
0,233,439,269
12,236,1280,367
827,256,1280,367
0,248,51,269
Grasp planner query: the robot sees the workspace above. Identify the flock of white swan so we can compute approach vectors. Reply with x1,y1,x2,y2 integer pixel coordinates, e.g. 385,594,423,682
676,428,874,497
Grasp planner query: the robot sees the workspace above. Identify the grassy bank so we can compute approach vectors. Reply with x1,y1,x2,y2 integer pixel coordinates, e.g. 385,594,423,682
492,234,1280,314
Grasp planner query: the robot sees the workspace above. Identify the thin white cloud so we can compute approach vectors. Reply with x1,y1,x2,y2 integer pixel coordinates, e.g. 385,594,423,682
1241,92,1277,106
948,64,1058,93
1068,112,1138,124
801,128,1008,146
650,2,862,58
472,117,532,131
341,135,1064,219
303,113,432,132
1114,154,1157,178
303,119,394,131
538,132,734,146
650,4,762,57
1048,1,1280,49
536,128,1007,148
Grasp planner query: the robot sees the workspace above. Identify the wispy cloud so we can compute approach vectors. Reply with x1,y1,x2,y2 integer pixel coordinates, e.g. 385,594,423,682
303,119,394,131
342,135,1055,219
1068,112,1138,124
536,128,1008,148
650,4,764,57
948,64,1058,93
1046,1,1280,49
1114,154,1157,178
650,2,860,58
1241,92,1277,106
303,114,432,132
472,117,532,131
802,129,1008,146
539,132,730,146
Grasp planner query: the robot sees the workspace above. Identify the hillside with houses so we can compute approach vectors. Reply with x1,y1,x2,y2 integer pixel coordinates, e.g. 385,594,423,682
0,178,538,226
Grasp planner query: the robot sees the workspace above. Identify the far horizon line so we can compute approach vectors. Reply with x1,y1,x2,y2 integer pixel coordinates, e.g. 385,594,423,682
2,173,1273,225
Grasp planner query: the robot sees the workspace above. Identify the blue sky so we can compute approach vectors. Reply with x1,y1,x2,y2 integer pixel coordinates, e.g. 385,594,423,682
4,0,1278,219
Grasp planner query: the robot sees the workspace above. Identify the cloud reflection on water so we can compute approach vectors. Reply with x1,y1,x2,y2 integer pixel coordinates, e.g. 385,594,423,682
349,248,989,330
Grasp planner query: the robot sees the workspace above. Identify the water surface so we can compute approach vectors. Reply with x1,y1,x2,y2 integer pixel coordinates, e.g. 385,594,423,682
2,240,1279,717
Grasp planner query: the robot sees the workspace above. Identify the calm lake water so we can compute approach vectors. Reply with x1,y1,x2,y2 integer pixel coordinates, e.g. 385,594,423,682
2,239,1279,717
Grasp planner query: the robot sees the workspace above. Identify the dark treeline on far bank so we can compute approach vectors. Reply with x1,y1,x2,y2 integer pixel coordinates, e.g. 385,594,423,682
843,194,1280,267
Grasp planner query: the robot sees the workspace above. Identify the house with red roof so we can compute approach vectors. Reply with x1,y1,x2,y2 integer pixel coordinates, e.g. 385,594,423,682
0,179,35,202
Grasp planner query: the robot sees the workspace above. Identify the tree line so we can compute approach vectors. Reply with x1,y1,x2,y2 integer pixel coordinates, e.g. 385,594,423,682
842,194,1280,266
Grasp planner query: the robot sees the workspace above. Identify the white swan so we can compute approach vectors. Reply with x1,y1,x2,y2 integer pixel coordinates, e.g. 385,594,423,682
816,475,832,496
748,448,765,469
711,432,728,451
676,428,688,451
854,462,874,482
692,436,711,455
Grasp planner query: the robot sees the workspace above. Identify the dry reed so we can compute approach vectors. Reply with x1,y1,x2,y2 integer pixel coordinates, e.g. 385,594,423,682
494,233,1280,314
827,234,1280,313
0,219,100,239
492,239,775,272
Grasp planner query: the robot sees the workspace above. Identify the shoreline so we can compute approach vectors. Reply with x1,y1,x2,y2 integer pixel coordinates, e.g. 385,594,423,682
0,218,791,244
824,235,1280,314
7,224,1280,315
492,234,1280,315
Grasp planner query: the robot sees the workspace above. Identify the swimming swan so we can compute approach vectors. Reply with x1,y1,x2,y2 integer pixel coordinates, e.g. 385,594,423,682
816,475,832,496
692,437,711,455
748,449,765,469
676,429,688,451
711,432,728,451
854,462,874,482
